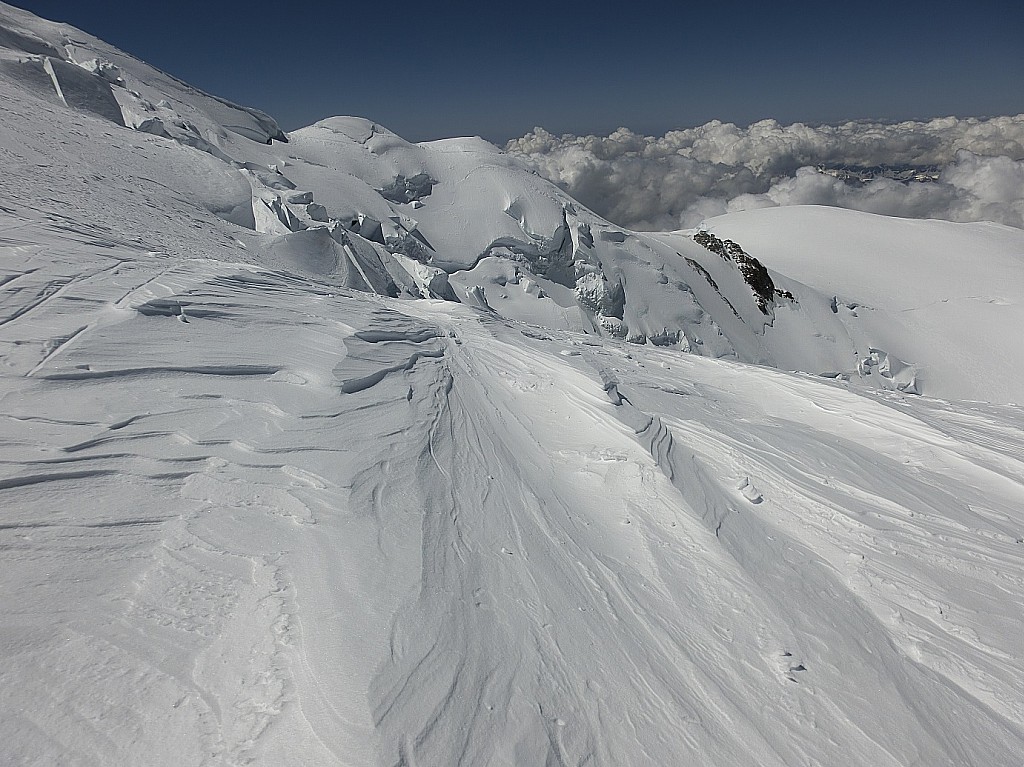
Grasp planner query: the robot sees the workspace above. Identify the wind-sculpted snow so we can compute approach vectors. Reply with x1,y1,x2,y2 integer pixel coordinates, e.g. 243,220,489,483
335,315,445,394
6,2,1023,400
3,4,1024,764
3,215,1024,765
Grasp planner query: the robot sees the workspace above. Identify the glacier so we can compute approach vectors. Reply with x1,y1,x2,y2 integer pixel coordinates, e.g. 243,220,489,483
1,3,1023,765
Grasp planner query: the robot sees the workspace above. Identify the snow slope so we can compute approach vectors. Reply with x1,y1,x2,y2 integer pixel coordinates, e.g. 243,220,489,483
705,206,1024,403
2,4,1024,766
4,1,1023,402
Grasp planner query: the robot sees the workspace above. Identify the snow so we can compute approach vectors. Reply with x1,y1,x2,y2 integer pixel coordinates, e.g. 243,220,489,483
704,205,1024,402
2,3,1024,766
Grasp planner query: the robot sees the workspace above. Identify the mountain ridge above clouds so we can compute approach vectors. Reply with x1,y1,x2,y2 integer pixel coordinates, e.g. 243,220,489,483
3,1,1021,402
2,4,1024,766
506,116,1024,231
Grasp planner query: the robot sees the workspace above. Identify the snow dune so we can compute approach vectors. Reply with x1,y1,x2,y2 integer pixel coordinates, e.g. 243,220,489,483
1,3,1023,765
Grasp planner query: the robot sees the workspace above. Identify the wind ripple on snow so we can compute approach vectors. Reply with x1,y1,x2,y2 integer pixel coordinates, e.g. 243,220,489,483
334,311,446,394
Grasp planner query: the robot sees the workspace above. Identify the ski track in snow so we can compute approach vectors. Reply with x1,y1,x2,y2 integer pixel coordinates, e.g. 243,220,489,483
2,216,1022,765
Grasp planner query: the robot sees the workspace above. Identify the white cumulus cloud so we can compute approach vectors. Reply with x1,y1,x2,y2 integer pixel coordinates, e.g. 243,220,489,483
506,115,1024,230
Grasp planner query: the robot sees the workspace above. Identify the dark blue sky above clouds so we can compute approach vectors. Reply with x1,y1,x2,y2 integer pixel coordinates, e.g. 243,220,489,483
13,0,1024,141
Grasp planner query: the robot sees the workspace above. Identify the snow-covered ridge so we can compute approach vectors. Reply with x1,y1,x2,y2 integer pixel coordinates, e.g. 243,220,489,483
3,2,1023,402
3,207,1023,765
3,5,1024,765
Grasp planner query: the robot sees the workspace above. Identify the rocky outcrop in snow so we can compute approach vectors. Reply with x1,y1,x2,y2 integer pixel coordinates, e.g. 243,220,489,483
693,229,779,316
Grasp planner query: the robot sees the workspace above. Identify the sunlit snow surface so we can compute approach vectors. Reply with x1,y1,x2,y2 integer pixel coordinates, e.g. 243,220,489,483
1,3,1024,765
3,212,1024,765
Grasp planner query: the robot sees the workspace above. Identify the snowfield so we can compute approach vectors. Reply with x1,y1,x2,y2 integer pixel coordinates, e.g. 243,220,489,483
1,3,1023,765
704,206,1024,403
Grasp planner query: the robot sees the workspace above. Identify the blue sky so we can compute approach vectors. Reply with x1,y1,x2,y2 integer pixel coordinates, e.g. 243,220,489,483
14,0,1024,141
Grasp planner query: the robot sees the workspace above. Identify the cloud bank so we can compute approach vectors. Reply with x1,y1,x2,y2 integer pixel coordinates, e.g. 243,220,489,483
506,115,1024,230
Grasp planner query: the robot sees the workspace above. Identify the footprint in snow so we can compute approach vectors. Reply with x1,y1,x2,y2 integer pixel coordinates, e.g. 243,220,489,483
778,651,807,682
736,476,763,504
